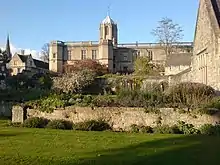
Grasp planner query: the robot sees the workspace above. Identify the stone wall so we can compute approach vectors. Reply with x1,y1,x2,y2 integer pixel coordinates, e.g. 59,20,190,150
165,65,190,76
22,106,220,131
168,68,192,86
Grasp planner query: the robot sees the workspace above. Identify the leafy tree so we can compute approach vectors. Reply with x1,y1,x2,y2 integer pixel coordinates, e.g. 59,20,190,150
32,73,52,89
134,56,154,75
52,70,96,94
5,74,29,89
152,17,183,55
63,59,108,76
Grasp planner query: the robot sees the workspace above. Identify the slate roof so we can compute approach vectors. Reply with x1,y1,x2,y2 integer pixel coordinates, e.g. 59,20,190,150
33,59,49,70
18,54,30,63
102,15,115,24
165,53,192,67
17,54,49,70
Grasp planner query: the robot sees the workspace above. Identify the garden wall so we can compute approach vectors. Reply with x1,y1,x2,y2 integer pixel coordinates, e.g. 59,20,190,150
13,106,220,131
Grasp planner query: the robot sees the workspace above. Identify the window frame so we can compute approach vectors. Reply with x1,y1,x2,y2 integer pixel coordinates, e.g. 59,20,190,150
81,50,87,60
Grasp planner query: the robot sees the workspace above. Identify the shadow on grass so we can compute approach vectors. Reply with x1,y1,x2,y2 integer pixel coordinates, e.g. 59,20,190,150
2,135,220,165
0,132,29,138
75,135,219,165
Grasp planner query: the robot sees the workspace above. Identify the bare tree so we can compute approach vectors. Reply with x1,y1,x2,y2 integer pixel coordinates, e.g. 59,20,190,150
40,43,49,63
152,17,183,55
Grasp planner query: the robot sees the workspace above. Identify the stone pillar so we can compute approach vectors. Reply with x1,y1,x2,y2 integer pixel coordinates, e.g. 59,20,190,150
12,106,25,123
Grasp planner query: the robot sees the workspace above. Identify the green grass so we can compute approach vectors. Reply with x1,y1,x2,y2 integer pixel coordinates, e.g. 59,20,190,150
0,119,220,165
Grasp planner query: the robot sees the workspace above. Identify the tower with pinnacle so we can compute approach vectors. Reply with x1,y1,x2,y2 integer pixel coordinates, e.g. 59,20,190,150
98,8,118,72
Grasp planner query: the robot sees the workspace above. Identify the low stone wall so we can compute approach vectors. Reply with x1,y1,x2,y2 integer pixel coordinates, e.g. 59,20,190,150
168,68,192,86
12,106,219,131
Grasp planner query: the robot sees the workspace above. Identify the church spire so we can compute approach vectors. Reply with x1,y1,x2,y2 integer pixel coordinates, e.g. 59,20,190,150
6,34,12,59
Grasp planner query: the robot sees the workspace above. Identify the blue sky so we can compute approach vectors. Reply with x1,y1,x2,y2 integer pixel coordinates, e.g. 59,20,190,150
0,0,199,52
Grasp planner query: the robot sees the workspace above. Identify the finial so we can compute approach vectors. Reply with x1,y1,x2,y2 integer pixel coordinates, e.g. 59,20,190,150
107,4,111,16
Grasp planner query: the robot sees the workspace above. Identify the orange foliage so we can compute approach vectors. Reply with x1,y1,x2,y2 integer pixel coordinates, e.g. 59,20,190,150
63,59,108,76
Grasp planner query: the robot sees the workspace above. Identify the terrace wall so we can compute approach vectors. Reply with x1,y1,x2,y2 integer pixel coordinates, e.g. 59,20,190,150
12,106,220,131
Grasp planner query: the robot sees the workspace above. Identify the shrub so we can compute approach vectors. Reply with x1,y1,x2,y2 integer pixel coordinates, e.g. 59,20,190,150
117,89,163,107
166,83,215,108
73,120,111,131
202,97,220,110
81,95,93,106
177,121,199,135
92,95,116,107
46,120,73,130
52,70,96,94
200,124,220,136
153,125,181,134
25,94,68,113
130,124,139,133
7,122,22,127
130,124,153,133
23,117,49,128
197,108,219,115
63,59,108,76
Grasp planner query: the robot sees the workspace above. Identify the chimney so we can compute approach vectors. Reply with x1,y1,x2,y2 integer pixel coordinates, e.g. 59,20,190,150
20,49,25,55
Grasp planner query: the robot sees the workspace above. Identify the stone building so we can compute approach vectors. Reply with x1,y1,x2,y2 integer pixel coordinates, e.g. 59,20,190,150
165,53,192,76
171,0,220,91
9,53,49,76
49,15,192,73
191,0,220,90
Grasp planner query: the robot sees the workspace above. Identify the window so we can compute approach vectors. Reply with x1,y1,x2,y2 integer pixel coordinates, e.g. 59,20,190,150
17,68,21,73
68,50,72,60
30,61,32,66
81,50,86,60
123,55,128,61
53,53,56,58
105,26,109,35
113,56,116,61
148,51,153,60
92,50,97,60
14,61,17,65
123,66,128,72
113,64,116,68
1,66,4,71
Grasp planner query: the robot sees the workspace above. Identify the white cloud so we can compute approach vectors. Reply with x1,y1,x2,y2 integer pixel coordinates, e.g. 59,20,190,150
0,43,42,60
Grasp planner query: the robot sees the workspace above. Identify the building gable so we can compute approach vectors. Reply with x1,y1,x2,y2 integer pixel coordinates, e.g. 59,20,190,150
26,55,36,68
193,0,219,55
10,53,24,66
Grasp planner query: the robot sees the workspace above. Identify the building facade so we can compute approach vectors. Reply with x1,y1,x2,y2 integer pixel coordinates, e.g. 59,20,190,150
191,0,220,90
169,0,220,91
165,53,192,76
9,53,49,76
49,15,193,73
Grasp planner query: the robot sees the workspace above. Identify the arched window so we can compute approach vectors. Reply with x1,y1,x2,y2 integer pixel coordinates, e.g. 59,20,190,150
105,26,109,35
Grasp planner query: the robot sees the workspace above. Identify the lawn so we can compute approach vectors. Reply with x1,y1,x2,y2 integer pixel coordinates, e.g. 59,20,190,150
0,119,220,165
